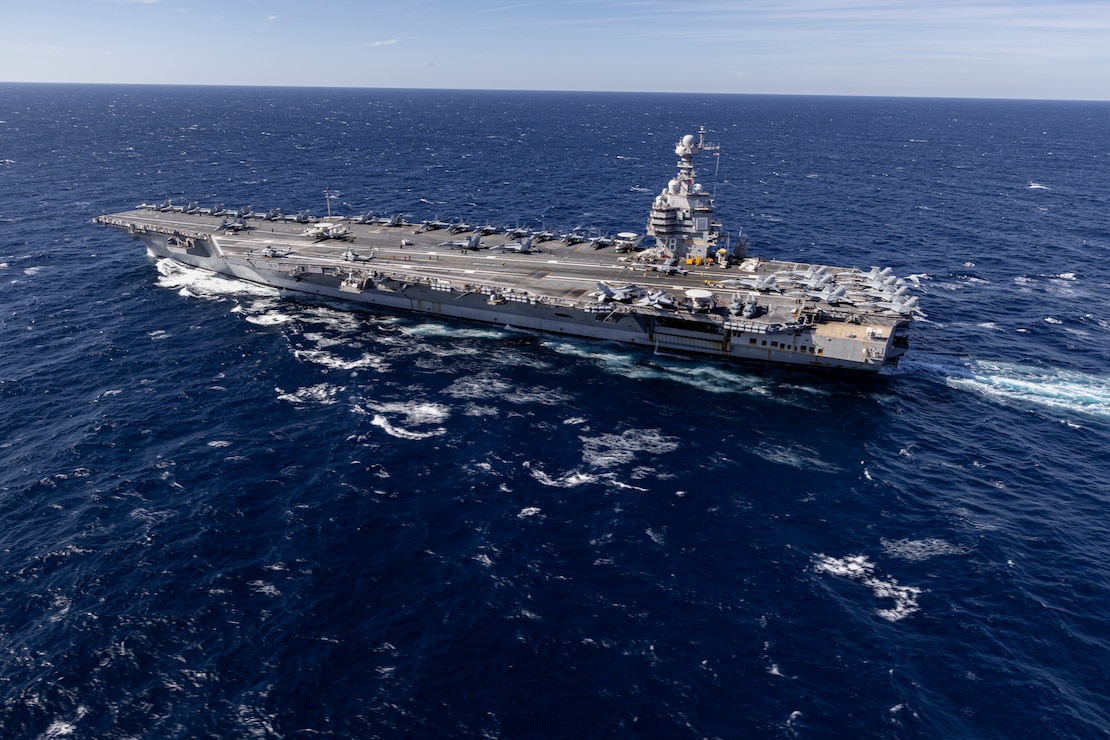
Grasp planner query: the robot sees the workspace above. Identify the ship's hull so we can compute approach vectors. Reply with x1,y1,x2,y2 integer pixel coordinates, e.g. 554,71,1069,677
138,232,897,373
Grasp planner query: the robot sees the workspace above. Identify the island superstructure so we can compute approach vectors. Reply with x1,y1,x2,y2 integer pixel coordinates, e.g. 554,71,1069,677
95,128,917,372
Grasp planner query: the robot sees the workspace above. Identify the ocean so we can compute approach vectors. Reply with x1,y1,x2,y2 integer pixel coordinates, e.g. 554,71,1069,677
2,84,1109,738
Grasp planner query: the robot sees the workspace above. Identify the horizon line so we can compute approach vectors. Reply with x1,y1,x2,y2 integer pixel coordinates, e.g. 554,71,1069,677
1,80,1107,104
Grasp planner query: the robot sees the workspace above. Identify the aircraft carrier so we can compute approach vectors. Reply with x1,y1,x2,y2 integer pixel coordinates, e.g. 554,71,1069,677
95,128,917,373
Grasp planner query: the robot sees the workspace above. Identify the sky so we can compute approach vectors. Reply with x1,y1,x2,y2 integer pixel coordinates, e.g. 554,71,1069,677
2,0,1109,100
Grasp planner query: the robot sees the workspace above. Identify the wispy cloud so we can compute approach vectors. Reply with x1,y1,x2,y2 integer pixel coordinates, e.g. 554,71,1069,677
366,39,399,48
481,2,537,12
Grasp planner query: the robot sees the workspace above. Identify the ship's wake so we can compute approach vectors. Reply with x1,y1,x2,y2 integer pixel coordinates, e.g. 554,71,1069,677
907,355,1110,420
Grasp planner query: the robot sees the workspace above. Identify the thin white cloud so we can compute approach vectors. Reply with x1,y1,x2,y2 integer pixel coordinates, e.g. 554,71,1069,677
366,39,400,48
482,2,537,12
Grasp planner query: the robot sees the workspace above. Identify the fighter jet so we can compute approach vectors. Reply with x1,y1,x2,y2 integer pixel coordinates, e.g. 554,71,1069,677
490,236,539,253
870,294,921,316
636,290,676,309
717,273,781,292
439,233,484,250
808,284,852,305
640,258,687,276
593,282,647,302
418,218,451,232
560,229,587,245
215,217,251,233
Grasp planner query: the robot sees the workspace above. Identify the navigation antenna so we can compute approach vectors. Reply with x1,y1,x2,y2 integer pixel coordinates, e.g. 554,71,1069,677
324,189,339,218
709,132,721,202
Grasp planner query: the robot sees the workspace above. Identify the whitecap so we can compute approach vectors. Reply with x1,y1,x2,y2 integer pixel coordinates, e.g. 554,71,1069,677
293,348,386,372
368,401,450,425
41,719,78,739
243,311,294,326
362,401,449,440
525,462,599,488
544,341,765,394
518,506,542,518
399,323,508,341
813,553,921,622
753,443,840,472
1027,182,1050,190
443,375,513,400
881,537,968,562
248,580,281,597
276,383,344,405
580,428,679,468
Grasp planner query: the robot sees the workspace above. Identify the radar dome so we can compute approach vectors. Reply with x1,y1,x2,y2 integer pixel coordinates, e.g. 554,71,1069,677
682,134,696,147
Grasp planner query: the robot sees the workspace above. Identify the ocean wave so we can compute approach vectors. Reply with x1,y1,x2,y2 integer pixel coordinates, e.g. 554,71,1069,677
523,461,599,488
813,553,922,622
360,400,450,439
752,442,841,472
369,414,445,440
881,537,969,562
544,340,768,394
580,428,680,468
293,348,388,373
276,383,345,405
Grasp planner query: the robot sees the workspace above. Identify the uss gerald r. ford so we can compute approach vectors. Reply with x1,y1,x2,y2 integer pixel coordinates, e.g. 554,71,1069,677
95,128,918,373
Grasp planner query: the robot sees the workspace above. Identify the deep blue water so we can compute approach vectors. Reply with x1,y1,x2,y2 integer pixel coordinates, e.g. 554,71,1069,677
2,84,1110,738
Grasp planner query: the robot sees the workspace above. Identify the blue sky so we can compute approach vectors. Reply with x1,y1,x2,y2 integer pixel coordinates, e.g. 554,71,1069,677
3,0,1108,100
